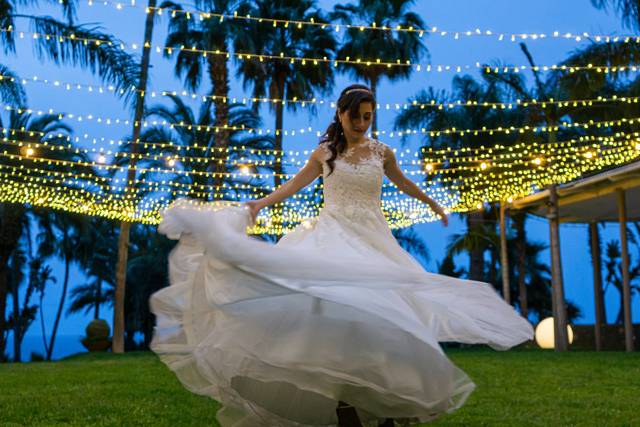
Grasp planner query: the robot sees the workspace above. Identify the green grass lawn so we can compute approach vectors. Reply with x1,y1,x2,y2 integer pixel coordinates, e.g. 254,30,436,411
1,348,638,426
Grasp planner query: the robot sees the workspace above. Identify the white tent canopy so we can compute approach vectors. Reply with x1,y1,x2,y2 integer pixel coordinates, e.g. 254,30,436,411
512,161,640,223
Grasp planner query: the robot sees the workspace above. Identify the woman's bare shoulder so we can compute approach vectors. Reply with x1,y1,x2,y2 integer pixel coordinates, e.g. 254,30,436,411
309,142,331,165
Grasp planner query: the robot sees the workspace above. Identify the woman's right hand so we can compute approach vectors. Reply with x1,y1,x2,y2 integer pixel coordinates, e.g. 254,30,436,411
432,204,449,227
245,200,264,225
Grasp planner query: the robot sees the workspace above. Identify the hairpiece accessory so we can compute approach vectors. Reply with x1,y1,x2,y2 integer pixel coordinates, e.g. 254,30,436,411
344,88,373,96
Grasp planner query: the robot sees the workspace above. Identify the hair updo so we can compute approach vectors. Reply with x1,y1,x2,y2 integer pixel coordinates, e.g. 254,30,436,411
319,84,376,176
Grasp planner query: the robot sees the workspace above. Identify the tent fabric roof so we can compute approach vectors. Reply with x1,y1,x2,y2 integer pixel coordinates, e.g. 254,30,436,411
510,161,640,223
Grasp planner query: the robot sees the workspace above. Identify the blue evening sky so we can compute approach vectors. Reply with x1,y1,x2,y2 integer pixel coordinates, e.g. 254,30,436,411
3,0,639,359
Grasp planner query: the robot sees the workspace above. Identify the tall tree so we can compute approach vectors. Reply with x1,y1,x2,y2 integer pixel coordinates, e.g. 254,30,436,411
112,0,157,354
139,95,275,201
332,0,427,135
35,211,91,360
66,217,117,320
161,0,244,194
233,0,337,208
0,110,77,360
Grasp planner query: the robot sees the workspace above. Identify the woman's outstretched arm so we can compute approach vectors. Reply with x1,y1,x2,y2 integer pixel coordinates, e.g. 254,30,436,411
245,147,325,223
383,145,449,226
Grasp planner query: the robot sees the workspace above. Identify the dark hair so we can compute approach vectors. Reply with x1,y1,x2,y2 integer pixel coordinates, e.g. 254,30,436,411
320,84,376,175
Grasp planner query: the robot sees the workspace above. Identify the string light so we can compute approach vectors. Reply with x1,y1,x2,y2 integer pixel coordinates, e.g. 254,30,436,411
81,0,640,44
6,102,640,139
7,74,640,111
4,131,638,175
2,134,638,220
1,136,635,232
3,28,639,75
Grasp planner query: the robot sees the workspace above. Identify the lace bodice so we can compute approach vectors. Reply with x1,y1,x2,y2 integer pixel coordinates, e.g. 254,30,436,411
318,138,388,220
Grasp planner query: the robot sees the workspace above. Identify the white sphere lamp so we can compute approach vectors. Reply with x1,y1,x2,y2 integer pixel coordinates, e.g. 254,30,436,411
535,317,574,349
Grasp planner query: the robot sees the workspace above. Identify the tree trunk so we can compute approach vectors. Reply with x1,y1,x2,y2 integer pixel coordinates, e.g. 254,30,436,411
0,204,26,362
113,0,157,354
499,202,510,303
467,211,485,281
0,271,6,362
489,247,498,288
615,302,623,325
46,241,70,361
272,72,286,238
17,224,37,360
114,221,131,353
369,75,379,138
39,290,49,357
208,54,230,199
94,279,102,320
274,73,285,190
12,279,20,362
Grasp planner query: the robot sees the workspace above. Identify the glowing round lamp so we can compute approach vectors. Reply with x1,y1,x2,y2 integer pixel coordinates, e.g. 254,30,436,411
534,317,574,349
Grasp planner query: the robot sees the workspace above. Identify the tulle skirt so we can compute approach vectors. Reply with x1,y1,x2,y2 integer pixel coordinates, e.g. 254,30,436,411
149,199,534,426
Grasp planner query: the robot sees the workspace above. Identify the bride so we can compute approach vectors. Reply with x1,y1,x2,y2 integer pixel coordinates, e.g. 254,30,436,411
149,84,534,427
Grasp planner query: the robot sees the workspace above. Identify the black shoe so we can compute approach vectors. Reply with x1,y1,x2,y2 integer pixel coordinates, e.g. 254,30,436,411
336,401,363,427
378,419,394,427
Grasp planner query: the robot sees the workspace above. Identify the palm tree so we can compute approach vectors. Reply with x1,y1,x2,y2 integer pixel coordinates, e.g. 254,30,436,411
31,257,56,360
437,253,465,278
0,109,79,360
0,65,26,106
36,210,92,360
591,0,640,28
604,239,640,324
331,0,428,135
1,1,139,103
66,217,117,320
5,246,28,362
233,0,337,196
138,94,275,202
0,205,28,361
160,0,245,193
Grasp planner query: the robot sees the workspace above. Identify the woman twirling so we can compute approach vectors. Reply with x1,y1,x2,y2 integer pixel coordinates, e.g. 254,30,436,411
149,84,534,427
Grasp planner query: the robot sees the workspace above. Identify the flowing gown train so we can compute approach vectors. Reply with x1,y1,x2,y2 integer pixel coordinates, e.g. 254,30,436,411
149,138,534,426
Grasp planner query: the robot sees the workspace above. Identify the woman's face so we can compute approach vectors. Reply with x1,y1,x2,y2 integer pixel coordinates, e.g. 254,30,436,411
339,102,374,140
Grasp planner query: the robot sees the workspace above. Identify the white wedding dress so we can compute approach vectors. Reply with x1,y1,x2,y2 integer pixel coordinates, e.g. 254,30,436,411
149,138,534,426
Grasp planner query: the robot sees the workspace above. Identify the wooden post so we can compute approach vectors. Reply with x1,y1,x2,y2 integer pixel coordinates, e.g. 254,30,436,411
589,221,605,351
113,0,157,354
616,189,634,352
547,185,569,351
499,201,511,304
